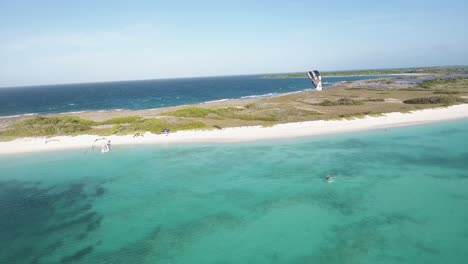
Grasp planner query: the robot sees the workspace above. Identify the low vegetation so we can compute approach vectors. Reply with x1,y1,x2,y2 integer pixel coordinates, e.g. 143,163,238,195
433,90,461,94
163,107,216,118
164,107,279,121
403,96,464,105
0,116,208,139
333,111,377,120
265,66,468,79
100,116,143,125
110,118,207,135
366,98,385,102
319,98,364,106
417,78,464,89
0,116,95,138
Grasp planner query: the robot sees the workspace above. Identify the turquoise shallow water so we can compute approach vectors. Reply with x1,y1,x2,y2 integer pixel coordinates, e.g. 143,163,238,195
1,120,468,264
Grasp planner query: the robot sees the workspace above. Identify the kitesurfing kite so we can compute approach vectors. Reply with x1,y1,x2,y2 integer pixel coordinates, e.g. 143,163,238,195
307,70,322,91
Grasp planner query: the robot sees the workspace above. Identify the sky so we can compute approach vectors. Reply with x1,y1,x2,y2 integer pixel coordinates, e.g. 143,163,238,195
1,0,467,87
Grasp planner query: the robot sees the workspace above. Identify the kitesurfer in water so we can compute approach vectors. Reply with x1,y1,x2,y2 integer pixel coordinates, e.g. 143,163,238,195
326,175,333,182
101,140,111,153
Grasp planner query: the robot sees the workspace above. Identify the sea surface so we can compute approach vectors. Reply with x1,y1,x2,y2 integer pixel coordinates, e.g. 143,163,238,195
1,119,468,263
0,75,390,117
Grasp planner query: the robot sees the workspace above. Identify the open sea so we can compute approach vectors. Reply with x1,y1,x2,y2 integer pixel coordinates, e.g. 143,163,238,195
0,75,390,117
1,119,468,263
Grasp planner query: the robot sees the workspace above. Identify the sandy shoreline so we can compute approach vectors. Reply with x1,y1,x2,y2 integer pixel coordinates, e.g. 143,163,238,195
0,104,467,155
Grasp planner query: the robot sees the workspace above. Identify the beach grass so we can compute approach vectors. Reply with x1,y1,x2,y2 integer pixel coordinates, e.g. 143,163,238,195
0,116,96,138
110,118,208,135
99,116,144,125
163,107,218,118
0,116,209,138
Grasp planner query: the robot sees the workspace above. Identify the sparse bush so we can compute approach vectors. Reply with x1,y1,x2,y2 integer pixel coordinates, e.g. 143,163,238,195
319,100,339,106
319,97,364,106
417,77,466,89
367,98,385,102
433,90,461,95
403,96,464,105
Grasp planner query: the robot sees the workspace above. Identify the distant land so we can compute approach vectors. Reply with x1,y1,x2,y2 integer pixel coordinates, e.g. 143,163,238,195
265,65,468,78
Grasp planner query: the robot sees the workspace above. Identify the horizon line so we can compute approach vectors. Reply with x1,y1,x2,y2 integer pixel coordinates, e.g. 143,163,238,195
1,64,466,89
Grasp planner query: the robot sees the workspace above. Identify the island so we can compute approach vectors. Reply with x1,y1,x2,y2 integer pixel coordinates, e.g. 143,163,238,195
0,74,467,154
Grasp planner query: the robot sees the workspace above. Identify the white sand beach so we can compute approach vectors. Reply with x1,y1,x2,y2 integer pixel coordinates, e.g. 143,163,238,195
1,104,467,155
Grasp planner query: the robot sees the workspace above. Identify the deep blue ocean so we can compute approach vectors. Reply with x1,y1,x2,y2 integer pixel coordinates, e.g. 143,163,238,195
0,75,390,117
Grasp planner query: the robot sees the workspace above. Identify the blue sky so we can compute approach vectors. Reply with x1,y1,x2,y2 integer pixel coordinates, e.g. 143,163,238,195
1,0,467,87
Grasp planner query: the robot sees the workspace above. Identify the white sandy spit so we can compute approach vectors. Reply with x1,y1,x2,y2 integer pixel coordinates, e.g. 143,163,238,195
1,104,467,155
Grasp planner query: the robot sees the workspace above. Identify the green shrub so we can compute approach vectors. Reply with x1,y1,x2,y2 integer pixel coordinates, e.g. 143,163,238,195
367,98,385,102
403,96,464,105
417,77,466,89
0,116,96,137
319,100,339,106
319,97,364,106
22,116,96,126
433,90,461,95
